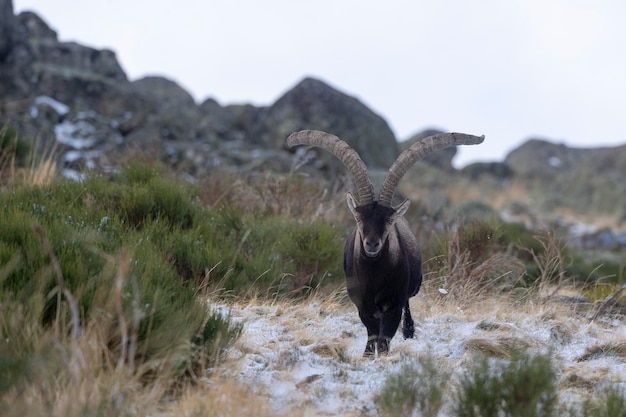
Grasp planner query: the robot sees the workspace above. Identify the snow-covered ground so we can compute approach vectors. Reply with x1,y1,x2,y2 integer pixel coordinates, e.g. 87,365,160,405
212,289,626,416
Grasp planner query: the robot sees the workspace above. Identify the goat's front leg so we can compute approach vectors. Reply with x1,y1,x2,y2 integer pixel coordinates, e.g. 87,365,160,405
377,304,403,356
359,308,381,358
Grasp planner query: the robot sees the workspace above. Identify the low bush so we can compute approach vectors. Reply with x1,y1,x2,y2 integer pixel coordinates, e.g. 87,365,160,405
376,355,450,417
454,353,557,417
0,163,336,414
582,385,626,417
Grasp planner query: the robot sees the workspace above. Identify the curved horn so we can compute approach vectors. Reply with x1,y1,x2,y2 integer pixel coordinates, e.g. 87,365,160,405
378,132,485,205
287,130,375,204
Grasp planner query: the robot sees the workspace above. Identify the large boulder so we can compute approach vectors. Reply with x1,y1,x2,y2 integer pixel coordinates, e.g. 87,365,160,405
127,76,202,143
505,138,626,219
503,138,626,178
225,103,268,144
16,10,57,41
198,98,237,142
1,10,128,104
0,0,16,60
504,138,581,178
262,77,399,170
461,161,514,181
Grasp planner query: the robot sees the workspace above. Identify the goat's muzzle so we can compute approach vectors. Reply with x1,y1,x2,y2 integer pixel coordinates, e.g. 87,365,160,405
363,238,383,257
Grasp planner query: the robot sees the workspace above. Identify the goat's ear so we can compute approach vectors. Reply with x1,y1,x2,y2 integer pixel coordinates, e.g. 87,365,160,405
395,199,410,217
346,192,359,216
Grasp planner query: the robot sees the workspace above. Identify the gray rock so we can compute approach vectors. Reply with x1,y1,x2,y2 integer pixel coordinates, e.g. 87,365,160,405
226,103,268,144
461,161,513,181
129,76,202,143
505,138,626,220
4,12,126,96
198,97,236,142
264,77,399,170
0,0,16,60
16,10,57,41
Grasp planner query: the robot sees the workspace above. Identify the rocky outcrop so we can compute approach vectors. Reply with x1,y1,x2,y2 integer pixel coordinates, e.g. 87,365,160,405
1,10,127,103
505,138,626,178
461,161,514,181
0,3,406,179
505,139,578,178
262,77,399,170
504,138,626,222
0,0,16,60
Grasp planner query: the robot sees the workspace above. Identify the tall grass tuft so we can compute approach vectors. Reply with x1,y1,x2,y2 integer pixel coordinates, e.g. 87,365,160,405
425,219,526,303
0,225,243,416
0,125,58,186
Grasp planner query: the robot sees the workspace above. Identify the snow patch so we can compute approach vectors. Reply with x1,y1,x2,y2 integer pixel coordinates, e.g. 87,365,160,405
30,96,70,118
55,120,97,149
213,298,626,415
548,156,563,167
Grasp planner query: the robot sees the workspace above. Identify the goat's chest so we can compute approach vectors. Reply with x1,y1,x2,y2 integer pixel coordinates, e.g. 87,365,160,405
353,255,407,286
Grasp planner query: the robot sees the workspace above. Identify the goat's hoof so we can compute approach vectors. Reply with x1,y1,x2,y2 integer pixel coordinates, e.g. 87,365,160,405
363,338,376,358
377,338,390,355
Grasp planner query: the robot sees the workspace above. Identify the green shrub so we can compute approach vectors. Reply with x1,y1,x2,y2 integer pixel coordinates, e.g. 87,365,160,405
376,356,450,417
0,162,347,399
0,165,246,397
499,222,544,261
200,212,345,297
454,353,557,417
582,385,626,417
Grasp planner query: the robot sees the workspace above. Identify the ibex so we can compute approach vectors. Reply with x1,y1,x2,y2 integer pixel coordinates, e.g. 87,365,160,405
287,130,484,357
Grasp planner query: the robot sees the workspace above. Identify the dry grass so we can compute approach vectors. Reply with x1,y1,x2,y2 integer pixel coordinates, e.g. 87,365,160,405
425,220,527,308
0,243,178,417
576,339,626,362
197,169,346,224
3,275,615,416
0,132,59,187
165,379,281,417
464,335,540,358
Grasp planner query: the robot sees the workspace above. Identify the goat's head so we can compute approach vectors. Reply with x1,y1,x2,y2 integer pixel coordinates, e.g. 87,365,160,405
287,130,485,255
347,193,409,257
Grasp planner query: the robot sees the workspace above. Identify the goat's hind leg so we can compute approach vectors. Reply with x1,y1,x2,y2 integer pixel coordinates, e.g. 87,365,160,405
402,301,415,339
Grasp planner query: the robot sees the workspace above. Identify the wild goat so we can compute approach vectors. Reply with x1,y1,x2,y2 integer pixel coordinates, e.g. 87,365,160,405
287,130,484,357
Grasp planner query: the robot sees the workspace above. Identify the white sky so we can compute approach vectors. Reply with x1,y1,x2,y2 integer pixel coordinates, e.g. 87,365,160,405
13,0,626,167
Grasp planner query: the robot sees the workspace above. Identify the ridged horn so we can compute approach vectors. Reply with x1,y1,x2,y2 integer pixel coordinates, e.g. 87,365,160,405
287,130,375,204
378,132,485,205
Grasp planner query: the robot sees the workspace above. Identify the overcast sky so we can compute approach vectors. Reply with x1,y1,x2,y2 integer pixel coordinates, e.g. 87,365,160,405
13,0,626,167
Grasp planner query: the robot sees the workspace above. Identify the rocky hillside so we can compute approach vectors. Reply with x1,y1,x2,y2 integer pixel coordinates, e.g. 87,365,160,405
0,2,399,180
1,1,626,248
